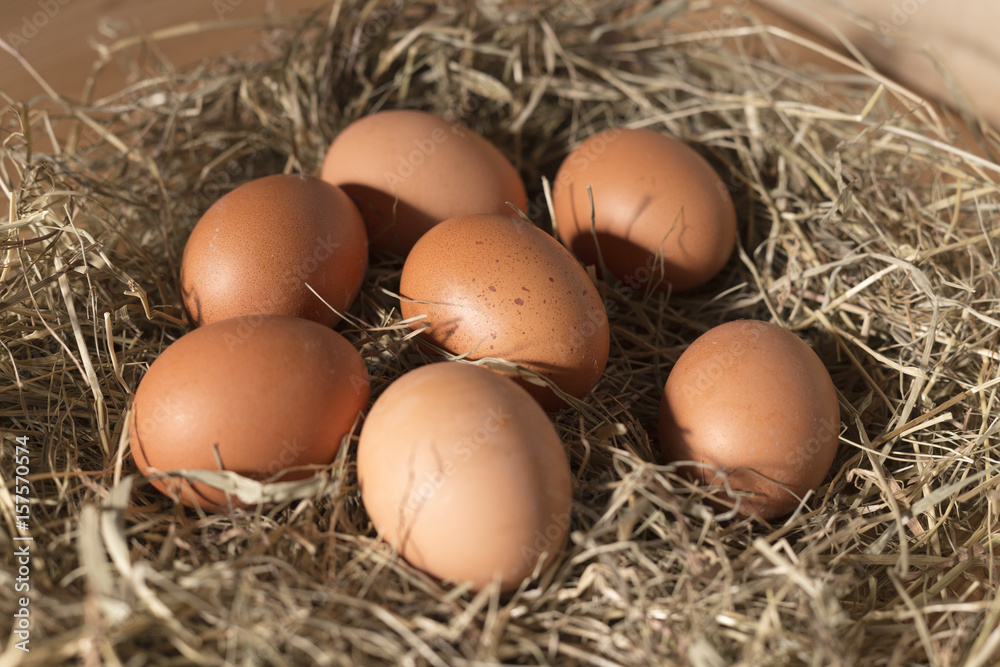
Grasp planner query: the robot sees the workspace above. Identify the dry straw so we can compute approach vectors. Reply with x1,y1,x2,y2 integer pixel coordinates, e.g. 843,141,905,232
1,1,999,665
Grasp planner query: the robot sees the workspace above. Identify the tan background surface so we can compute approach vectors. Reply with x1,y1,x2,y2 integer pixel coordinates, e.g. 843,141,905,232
1,0,325,102
758,0,1000,130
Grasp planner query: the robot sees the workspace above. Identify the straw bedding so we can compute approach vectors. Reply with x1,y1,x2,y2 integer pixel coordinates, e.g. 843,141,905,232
1,1,998,665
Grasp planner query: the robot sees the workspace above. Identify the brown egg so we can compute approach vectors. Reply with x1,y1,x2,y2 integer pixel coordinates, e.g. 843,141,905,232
658,320,840,519
357,362,572,592
180,174,367,327
552,127,737,293
399,214,609,410
321,110,527,255
131,315,369,510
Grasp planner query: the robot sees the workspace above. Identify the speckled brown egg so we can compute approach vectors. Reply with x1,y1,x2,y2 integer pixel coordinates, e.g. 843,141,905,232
357,362,572,592
399,214,609,410
321,110,527,255
131,315,369,510
552,127,737,293
180,174,367,327
658,320,840,519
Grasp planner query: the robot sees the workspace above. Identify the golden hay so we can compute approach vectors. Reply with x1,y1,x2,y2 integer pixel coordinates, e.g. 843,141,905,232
1,1,999,665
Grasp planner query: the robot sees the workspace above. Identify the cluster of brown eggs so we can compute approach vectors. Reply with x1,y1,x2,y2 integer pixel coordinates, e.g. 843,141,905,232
131,110,840,592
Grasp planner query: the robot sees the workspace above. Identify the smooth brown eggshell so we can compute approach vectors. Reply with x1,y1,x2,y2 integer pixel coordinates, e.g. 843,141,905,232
658,320,840,519
399,214,610,410
552,127,737,293
131,315,369,511
180,174,367,327
321,110,527,255
357,362,572,592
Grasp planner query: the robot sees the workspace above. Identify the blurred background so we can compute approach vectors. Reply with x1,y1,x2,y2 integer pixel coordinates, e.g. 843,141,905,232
1,1,996,129
1,0,320,101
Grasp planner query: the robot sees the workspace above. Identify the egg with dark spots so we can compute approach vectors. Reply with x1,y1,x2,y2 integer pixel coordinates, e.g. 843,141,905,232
400,214,610,410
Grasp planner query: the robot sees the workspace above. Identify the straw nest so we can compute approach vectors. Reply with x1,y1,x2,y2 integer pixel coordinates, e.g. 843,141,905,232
1,1,998,665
